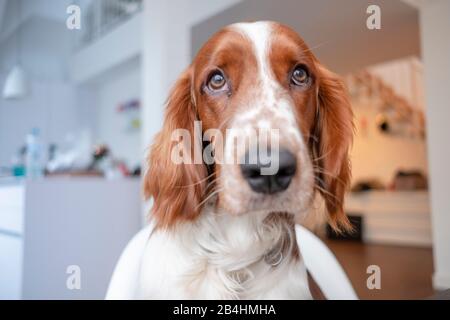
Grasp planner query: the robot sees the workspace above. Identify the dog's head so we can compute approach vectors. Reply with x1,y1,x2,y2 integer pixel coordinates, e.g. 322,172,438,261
144,21,353,231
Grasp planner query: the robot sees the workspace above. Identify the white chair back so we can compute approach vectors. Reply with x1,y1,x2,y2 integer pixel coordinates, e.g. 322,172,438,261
295,225,358,300
105,225,152,299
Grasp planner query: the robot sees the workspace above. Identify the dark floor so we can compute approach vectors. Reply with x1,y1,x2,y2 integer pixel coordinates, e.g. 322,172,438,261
323,239,434,299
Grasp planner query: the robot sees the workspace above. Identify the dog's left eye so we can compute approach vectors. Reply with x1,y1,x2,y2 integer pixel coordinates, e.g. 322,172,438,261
291,66,310,86
207,70,228,93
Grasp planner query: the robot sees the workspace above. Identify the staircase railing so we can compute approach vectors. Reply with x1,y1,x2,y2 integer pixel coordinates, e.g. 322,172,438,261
74,0,142,50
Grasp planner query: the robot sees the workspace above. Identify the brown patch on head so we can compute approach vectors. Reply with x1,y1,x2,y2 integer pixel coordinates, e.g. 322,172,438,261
191,28,258,135
269,23,318,140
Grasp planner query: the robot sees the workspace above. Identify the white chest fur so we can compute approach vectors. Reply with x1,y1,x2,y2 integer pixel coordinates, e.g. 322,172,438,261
135,210,312,299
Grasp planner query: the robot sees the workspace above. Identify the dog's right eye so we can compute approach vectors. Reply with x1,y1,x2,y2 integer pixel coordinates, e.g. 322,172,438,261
291,65,310,86
206,70,228,93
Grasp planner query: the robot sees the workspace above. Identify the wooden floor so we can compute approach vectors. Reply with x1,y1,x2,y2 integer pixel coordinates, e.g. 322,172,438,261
323,239,434,299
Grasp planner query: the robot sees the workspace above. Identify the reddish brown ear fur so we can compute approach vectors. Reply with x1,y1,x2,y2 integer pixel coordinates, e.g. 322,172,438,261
314,64,354,232
143,69,208,229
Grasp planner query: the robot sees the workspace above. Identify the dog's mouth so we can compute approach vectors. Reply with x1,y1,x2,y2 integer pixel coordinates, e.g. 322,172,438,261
216,188,310,217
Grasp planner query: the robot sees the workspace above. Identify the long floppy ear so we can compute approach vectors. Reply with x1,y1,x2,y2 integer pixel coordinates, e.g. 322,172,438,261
143,69,208,229
313,64,354,232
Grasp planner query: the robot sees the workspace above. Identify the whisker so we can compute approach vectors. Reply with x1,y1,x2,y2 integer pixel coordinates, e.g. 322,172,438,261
196,188,223,210
305,134,319,144
313,177,342,204
310,147,336,163
301,41,330,54
176,172,216,188
205,178,219,191
312,166,347,186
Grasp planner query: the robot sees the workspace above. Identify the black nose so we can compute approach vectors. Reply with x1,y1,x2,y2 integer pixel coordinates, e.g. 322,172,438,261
240,149,297,194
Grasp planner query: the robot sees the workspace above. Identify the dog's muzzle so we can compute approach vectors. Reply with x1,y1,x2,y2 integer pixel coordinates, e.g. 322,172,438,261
240,148,297,194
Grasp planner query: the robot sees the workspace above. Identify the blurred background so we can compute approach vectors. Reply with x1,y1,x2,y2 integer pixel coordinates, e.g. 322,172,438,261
0,0,449,299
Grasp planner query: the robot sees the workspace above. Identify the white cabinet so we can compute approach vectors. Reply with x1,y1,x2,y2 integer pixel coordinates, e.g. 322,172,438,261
345,191,432,247
0,234,23,299
0,177,142,299
0,183,24,300
0,184,24,234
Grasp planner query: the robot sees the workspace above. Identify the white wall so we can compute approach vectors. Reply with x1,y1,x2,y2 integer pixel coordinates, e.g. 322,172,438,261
67,6,143,169
0,16,75,81
95,59,142,168
0,78,97,168
0,18,96,168
368,57,425,111
351,57,428,186
70,13,142,84
351,100,428,186
0,78,81,167
1,4,144,171
419,0,450,290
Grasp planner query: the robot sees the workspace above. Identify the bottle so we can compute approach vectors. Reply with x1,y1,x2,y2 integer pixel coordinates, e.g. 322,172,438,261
25,128,44,179
11,151,25,177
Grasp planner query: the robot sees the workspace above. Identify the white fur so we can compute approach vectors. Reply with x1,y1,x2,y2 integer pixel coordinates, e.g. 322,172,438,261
136,205,312,299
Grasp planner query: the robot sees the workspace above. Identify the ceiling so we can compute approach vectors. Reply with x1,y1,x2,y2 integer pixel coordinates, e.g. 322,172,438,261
0,0,75,43
191,0,420,74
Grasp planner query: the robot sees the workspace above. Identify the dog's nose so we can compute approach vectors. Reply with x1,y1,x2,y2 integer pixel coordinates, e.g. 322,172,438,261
240,149,297,194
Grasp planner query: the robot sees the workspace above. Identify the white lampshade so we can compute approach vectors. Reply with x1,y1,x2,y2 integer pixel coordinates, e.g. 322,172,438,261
3,65,28,100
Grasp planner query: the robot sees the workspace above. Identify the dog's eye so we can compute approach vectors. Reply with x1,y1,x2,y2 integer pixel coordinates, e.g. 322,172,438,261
207,71,228,92
291,66,310,86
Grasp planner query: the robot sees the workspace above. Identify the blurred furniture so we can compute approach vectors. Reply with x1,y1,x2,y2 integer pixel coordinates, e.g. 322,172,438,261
106,224,358,300
392,170,428,190
0,177,142,299
326,215,363,241
346,191,431,247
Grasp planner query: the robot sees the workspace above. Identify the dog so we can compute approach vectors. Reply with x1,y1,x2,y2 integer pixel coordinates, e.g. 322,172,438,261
137,21,353,299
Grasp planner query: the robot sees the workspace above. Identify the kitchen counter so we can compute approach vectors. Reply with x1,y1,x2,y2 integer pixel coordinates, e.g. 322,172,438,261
0,177,142,299
345,191,431,247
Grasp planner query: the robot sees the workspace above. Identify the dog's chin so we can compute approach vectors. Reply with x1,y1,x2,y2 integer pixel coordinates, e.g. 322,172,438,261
216,195,308,220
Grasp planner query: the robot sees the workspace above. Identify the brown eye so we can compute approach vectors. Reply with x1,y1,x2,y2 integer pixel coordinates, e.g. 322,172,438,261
291,66,310,86
207,71,228,92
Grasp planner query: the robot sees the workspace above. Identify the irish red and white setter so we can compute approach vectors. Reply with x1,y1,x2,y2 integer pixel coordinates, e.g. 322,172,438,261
138,21,353,299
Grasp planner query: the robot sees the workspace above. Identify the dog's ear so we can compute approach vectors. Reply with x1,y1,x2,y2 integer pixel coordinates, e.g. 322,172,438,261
313,64,354,232
143,68,208,229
